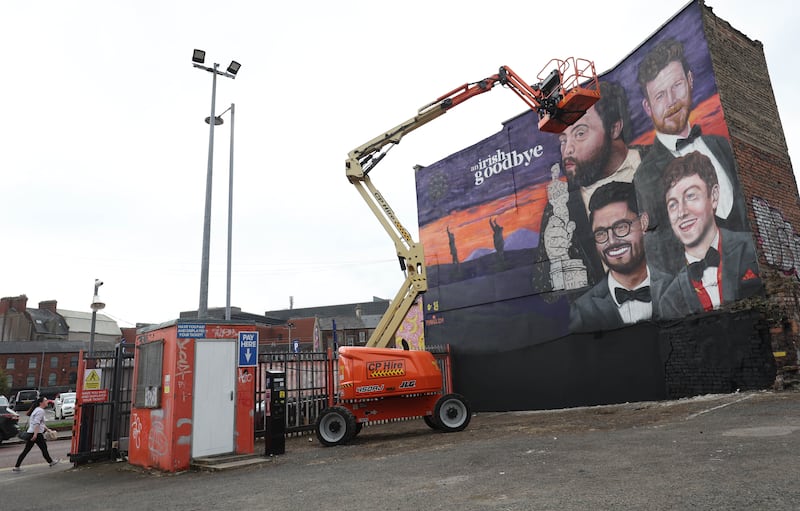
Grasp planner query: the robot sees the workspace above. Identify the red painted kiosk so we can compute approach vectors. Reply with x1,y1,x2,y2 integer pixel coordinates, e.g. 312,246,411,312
127,320,264,472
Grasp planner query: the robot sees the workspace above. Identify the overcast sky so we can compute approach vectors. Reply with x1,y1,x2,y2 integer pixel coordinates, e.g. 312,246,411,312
2,1,797,328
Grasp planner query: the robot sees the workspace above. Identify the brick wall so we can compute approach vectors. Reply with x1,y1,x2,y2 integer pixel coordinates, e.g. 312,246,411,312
702,1,799,259
699,1,800,383
661,309,776,397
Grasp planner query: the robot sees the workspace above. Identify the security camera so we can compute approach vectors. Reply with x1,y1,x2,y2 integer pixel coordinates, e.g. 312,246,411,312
95,279,104,287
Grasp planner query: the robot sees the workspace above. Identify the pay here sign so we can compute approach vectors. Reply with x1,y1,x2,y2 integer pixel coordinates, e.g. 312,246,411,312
238,331,258,367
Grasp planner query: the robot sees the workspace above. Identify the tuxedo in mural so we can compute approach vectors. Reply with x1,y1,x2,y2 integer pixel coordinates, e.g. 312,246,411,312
633,38,749,275
660,228,762,317
657,152,761,318
569,181,673,332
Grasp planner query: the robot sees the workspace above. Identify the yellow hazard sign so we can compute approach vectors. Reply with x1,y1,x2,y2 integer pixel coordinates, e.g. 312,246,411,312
84,368,102,390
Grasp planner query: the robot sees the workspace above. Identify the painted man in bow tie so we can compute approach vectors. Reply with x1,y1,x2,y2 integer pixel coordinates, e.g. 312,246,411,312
633,38,748,274
532,81,641,294
569,181,673,333
659,152,762,318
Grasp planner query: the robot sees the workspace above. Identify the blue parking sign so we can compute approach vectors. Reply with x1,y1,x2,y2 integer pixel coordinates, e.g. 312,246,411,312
238,331,258,367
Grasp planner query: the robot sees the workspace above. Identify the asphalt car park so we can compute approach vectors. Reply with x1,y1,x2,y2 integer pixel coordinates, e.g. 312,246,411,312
1,389,798,510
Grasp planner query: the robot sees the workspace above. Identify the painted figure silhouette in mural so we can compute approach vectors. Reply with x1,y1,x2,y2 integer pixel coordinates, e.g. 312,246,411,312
532,81,641,293
541,162,578,290
658,152,762,318
570,181,673,332
446,226,459,266
634,38,748,275
543,163,575,260
489,217,505,265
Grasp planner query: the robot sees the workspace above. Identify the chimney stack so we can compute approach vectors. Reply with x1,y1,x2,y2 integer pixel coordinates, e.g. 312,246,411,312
0,294,29,314
39,300,58,313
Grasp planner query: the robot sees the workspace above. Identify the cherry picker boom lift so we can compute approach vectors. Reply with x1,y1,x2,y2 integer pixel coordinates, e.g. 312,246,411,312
315,58,599,446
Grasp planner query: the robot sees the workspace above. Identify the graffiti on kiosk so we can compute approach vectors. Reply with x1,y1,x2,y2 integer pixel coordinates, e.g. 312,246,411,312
207,326,238,338
176,338,192,380
238,368,253,384
148,414,168,458
753,197,800,277
131,412,142,449
176,417,192,447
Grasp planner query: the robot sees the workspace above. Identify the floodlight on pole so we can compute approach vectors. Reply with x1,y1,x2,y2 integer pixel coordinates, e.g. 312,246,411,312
192,49,206,64
192,49,241,319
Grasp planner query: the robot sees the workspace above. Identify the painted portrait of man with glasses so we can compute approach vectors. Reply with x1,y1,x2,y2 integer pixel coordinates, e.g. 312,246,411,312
569,181,674,333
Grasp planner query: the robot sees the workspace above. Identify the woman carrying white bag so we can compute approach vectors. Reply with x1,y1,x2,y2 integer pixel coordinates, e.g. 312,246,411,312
12,396,60,472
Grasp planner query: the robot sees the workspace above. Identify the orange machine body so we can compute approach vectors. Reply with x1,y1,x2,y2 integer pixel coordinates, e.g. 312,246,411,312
336,346,443,423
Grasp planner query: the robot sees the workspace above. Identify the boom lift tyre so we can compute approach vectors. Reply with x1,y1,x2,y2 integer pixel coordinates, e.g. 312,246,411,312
423,415,440,430
433,393,471,432
316,406,358,447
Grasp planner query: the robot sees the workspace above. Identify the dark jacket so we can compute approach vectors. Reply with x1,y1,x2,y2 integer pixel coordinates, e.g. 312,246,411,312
659,228,763,319
633,133,748,274
569,265,674,333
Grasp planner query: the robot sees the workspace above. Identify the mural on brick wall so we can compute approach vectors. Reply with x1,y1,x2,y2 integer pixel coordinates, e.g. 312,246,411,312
416,1,764,352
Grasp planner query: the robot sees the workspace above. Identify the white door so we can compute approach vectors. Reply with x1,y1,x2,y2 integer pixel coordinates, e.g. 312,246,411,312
192,340,236,458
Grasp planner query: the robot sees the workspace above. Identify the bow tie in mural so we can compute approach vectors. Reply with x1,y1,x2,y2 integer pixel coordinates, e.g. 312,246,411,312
688,246,720,281
675,124,702,151
614,286,652,304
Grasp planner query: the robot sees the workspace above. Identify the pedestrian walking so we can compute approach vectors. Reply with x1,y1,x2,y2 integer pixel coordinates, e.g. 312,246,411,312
12,396,60,472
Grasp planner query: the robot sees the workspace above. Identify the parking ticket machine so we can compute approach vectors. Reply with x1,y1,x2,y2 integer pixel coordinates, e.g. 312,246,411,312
265,369,286,455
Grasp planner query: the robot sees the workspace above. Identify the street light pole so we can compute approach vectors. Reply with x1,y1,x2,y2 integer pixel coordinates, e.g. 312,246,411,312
38,349,45,389
89,279,105,356
225,103,235,321
192,49,241,319
198,63,219,320
204,102,235,321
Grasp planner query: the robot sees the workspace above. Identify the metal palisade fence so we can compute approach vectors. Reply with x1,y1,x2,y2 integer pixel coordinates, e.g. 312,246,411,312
70,344,134,464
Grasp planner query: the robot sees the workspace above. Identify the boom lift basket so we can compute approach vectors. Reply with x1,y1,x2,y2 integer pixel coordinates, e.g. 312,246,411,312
536,57,600,133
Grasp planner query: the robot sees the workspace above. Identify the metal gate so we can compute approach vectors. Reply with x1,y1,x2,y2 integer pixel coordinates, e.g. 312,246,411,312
255,345,452,437
69,344,134,464
255,351,331,437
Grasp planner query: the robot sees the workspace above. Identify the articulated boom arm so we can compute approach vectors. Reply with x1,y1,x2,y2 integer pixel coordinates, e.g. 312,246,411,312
346,60,599,348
